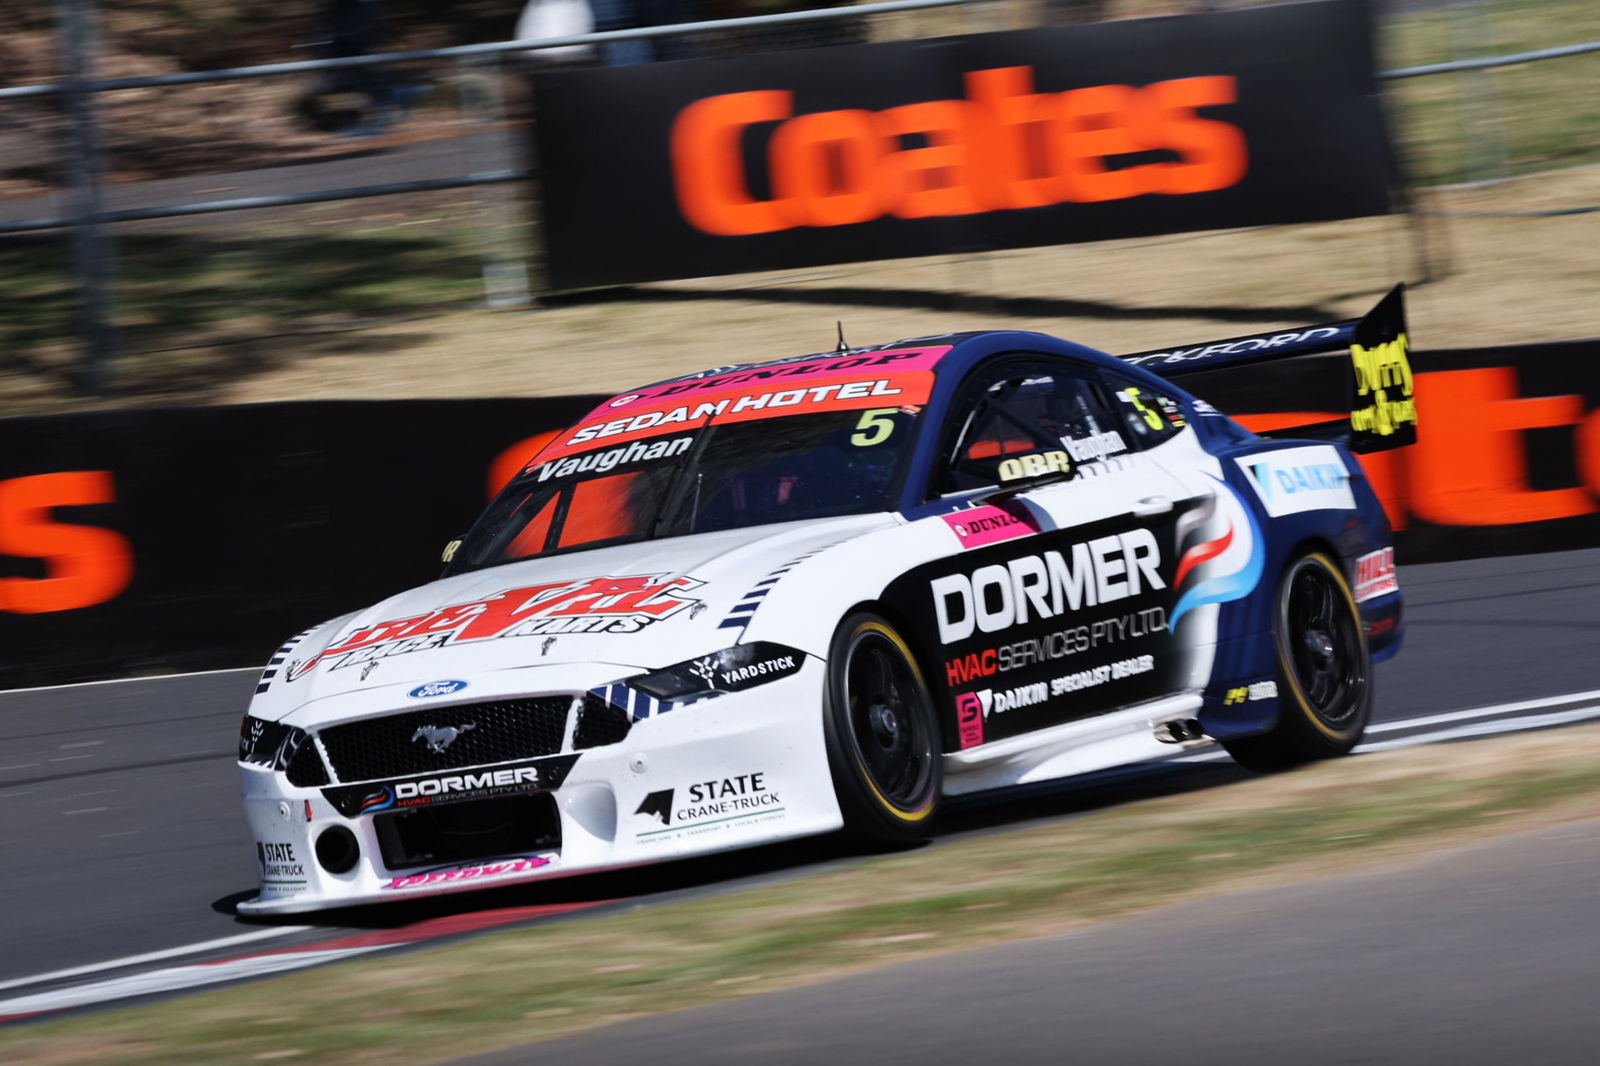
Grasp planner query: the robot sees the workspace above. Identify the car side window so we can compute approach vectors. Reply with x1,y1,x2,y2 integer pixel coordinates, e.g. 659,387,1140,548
937,360,1128,496
1101,372,1190,448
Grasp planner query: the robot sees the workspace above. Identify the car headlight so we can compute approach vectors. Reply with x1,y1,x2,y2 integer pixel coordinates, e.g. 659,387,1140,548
239,715,313,770
628,642,805,701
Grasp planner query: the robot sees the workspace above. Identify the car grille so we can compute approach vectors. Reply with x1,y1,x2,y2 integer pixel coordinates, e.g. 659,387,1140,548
317,697,574,783
284,738,330,788
374,793,560,871
573,694,633,750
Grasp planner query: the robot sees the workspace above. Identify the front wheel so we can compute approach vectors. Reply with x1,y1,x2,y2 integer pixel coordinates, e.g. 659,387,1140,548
1223,551,1373,772
823,612,941,845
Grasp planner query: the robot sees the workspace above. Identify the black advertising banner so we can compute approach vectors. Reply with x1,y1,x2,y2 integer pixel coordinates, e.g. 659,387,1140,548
533,0,1395,290
7,335,1600,688
0,397,600,690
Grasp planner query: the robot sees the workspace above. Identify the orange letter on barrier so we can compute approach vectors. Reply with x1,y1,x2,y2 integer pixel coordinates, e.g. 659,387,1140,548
1409,367,1593,526
0,471,133,614
966,66,1067,210
1056,83,1143,202
1146,76,1248,194
771,109,893,228
878,100,986,219
487,430,562,499
671,90,793,236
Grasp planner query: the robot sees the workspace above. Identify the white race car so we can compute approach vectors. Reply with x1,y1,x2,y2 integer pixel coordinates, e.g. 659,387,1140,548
237,294,1412,912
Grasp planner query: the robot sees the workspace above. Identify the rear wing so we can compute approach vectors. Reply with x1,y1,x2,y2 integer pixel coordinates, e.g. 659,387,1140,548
1119,285,1416,453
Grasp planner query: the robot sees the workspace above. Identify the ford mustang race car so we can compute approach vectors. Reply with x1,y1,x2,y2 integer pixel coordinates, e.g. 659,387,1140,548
237,287,1414,913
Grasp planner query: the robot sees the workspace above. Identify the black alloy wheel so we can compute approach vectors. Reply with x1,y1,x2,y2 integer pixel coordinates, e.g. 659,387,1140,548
1284,555,1367,728
823,612,941,844
1223,551,1373,771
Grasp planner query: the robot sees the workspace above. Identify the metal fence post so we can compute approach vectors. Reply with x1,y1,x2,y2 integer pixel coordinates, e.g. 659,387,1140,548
455,54,533,308
58,0,120,392
1449,0,1509,182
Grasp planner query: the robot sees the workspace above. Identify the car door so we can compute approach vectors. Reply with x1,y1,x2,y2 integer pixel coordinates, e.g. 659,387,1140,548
886,355,1214,750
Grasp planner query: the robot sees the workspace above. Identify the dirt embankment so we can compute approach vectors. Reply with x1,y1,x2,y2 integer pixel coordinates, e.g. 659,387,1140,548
219,166,1600,406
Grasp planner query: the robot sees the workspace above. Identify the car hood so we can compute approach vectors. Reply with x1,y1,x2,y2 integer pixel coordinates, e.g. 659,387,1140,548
264,514,892,721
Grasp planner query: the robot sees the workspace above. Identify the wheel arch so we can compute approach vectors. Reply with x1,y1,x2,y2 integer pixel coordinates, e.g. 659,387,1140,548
832,597,953,757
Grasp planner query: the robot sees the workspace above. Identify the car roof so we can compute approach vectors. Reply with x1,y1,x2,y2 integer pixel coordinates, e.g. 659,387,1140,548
623,330,1134,399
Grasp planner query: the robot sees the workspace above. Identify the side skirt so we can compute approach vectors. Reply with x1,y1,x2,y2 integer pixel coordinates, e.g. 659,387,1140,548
941,693,1210,796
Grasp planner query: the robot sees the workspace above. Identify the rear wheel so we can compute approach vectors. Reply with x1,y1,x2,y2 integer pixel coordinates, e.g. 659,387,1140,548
1223,551,1372,771
823,612,941,845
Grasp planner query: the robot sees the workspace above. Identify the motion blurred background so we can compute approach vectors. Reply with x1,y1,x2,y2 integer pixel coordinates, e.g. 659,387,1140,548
3,0,1598,687
2,0,1596,412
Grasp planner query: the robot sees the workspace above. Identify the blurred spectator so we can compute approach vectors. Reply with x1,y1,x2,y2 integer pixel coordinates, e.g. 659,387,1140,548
591,0,699,65
516,0,597,66
703,0,864,55
296,0,428,137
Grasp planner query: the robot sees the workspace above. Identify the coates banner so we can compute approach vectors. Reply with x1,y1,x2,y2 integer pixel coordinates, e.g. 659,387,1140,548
0,397,601,690
532,0,1395,290
1186,337,1600,563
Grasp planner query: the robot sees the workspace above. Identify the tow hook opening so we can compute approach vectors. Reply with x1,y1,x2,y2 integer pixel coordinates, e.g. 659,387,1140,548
315,825,361,874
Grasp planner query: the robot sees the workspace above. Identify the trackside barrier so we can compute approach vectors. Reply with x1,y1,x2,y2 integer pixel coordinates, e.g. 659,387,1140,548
4,337,1600,689
531,0,1398,290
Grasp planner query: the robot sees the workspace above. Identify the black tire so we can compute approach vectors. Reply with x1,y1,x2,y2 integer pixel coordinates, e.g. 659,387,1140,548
1223,551,1373,772
823,611,941,845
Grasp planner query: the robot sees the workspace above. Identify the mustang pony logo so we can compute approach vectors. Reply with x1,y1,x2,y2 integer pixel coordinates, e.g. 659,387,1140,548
288,574,704,679
412,723,476,754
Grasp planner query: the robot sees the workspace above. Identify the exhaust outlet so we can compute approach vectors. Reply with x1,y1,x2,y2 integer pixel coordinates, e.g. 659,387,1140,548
1155,718,1207,744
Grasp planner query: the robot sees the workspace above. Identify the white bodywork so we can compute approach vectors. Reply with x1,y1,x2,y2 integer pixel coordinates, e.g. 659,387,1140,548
239,433,1245,914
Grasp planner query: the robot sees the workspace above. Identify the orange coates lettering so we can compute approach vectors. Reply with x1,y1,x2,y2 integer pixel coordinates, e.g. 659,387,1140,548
670,69,1247,236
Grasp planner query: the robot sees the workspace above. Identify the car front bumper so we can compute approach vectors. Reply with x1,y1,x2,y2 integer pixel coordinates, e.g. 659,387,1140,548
236,659,840,914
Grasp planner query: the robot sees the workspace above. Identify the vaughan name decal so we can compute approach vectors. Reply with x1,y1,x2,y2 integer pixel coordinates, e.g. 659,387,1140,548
931,529,1165,644
534,435,692,481
288,574,703,678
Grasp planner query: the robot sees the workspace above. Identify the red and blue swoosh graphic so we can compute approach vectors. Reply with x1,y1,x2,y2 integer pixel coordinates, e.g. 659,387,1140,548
1169,479,1264,629
359,786,395,813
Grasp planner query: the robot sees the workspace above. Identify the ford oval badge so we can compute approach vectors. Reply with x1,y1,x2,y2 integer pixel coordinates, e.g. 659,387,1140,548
408,679,469,699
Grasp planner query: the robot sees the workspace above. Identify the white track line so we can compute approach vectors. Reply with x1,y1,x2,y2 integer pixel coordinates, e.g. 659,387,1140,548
1359,706,1600,753
1176,696,1600,764
0,666,258,698
1366,688,1600,735
0,926,310,994
0,947,385,1018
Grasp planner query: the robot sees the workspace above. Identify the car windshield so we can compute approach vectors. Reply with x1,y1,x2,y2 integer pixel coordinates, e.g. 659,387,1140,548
447,407,922,572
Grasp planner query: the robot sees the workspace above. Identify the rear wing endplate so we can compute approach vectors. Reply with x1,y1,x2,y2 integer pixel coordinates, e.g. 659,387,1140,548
1119,285,1417,453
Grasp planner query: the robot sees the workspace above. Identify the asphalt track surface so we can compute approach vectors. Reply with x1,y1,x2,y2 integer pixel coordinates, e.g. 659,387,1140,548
4,546,1600,1019
471,815,1600,1066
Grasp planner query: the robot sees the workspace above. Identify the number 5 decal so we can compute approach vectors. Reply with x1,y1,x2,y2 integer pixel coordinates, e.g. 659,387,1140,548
850,408,898,447
1124,388,1164,431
